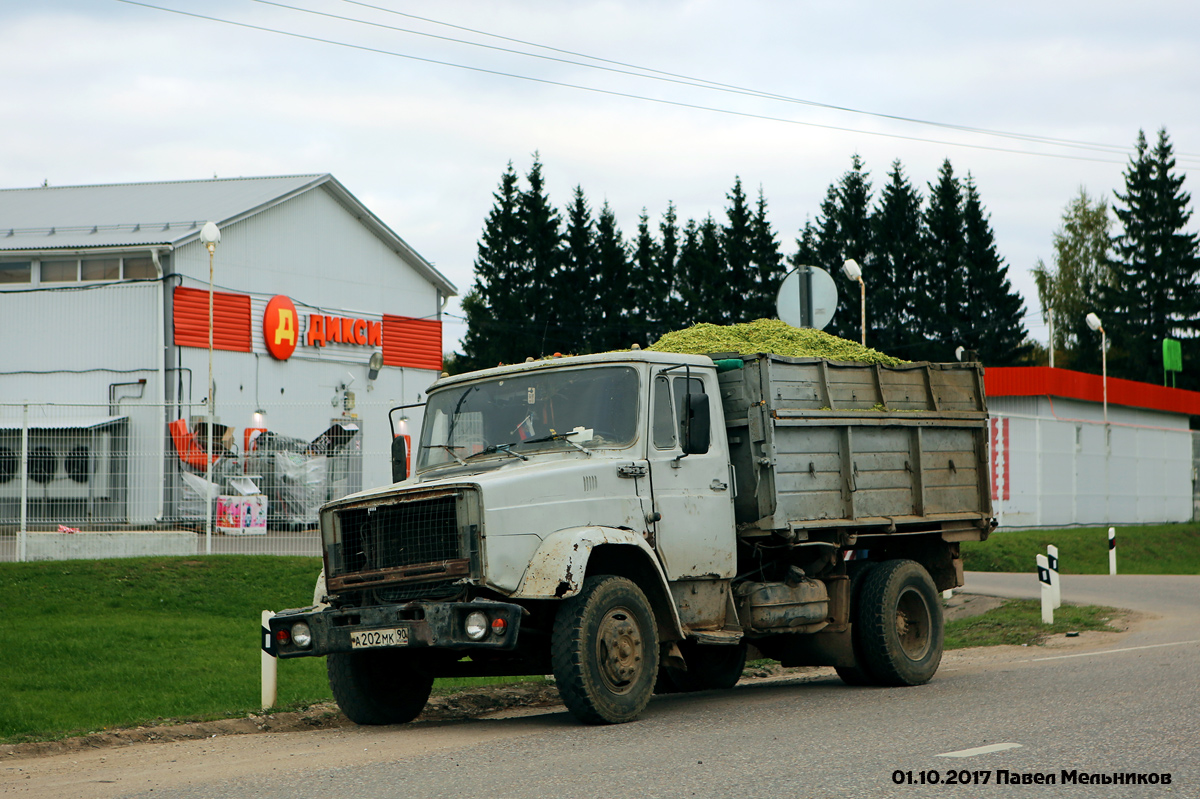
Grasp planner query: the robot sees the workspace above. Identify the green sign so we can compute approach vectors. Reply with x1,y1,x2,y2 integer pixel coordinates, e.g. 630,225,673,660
1164,339,1182,372
1163,338,1182,387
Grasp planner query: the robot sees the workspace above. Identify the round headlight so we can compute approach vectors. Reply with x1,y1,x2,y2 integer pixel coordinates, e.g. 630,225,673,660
464,611,489,640
291,622,313,648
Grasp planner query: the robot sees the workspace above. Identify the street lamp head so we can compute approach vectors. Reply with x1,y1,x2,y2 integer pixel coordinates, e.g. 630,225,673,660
199,221,221,253
1085,312,1103,333
841,258,862,281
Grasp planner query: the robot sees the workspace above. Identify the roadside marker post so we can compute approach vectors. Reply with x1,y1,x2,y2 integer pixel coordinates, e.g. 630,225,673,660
261,610,277,711
1108,527,1117,575
1047,544,1061,609
1036,554,1053,625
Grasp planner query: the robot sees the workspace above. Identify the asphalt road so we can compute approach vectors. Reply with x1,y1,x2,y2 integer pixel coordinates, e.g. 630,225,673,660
7,573,1198,799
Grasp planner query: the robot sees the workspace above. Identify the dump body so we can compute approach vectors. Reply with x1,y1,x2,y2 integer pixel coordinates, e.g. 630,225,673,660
719,353,991,540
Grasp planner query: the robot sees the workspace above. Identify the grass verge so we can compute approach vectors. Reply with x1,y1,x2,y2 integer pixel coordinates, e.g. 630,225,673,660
0,556,537,744
945,599,1122,648
962,523,1200,574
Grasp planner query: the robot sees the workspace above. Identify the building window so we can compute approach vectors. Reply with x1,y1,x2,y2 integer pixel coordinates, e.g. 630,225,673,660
123,257,156,279
81,258,120,281
0,261,32,284
41,260,79,282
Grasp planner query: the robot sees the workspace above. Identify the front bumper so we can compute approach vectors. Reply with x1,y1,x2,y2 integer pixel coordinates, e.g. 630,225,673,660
264,600,524,659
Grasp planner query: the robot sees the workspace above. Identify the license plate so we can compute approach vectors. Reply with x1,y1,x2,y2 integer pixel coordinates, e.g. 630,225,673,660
350,627,410,649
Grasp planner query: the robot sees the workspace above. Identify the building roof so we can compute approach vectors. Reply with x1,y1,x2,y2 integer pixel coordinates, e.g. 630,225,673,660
0,174,456,295
986,366,1200,417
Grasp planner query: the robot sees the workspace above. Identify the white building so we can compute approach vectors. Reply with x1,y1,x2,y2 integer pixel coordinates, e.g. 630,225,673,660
985,366,1199,527
0,175,455,529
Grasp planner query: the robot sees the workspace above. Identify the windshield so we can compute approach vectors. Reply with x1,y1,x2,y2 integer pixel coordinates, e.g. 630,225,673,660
416,366,640,472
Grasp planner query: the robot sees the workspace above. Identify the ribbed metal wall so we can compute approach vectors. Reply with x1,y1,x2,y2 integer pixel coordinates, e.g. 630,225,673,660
0,282,160,375
991,396,1192,527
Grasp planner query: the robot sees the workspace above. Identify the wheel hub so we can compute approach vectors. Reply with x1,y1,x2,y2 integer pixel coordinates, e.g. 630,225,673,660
596,608,643,694
895,587,932,660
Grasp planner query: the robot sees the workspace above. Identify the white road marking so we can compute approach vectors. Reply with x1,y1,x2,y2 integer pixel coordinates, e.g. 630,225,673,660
1026,639,1200,663
937,743,1023,758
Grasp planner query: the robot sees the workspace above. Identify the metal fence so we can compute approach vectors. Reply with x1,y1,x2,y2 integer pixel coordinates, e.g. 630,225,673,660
1,400,403,561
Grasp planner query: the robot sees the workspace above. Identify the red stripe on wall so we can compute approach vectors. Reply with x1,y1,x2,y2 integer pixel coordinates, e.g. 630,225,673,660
986,366,1200,417
173,286,253,352
382,315,443,371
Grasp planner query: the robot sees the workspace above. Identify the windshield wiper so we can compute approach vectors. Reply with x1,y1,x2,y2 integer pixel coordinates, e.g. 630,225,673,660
420,443,468,466
467,442,528,462
523,431,594,456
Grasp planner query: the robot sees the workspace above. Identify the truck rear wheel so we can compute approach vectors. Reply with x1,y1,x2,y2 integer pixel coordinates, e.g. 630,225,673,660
327,650,433,725
857,559,943,686
552,576,659,724
836,561,880,686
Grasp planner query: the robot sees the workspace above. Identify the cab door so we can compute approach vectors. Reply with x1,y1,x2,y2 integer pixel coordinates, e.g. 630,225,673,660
645,372,736,580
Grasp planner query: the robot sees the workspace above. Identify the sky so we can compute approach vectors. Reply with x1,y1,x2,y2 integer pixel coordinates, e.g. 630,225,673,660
4,0,1199,354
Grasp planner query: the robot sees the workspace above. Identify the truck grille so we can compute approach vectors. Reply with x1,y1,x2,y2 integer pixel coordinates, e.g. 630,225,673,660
328,490,473,591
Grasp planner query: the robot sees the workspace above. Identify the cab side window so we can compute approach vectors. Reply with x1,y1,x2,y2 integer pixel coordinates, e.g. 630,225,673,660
673,376,706,449
652,376,677,449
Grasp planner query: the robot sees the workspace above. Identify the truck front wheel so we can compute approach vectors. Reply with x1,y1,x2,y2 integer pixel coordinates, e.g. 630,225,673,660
552,576,659,724
857,559,944,686
327,650,434,725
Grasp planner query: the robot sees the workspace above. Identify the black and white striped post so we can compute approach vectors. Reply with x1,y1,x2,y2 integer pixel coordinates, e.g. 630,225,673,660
1108,527,1117,575
1036,554,1053,624
1047,544,1061,609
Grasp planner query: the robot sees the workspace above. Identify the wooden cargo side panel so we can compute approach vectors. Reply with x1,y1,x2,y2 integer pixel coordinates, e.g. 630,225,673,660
821,363,884,409
879,367,939,411
769,425,845,522
845,425,920,518
929,366,987,412
920,427,985,515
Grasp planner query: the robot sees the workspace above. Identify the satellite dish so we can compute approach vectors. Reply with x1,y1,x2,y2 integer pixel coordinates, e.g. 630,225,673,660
776,265,838,331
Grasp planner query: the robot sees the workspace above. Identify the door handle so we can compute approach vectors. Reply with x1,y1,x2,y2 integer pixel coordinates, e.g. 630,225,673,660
710,479,728,492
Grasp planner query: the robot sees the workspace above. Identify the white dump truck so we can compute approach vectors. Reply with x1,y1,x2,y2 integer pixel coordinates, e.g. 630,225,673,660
266,349,992,724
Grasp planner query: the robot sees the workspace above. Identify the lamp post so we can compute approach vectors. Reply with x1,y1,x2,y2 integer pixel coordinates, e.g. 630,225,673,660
842,258,865,346
1086,312,1106,424
199,221,221,554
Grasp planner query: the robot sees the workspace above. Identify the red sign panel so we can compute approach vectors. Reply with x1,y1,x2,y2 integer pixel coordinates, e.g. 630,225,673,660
263,295,299,360
382,315,443,371
173,286,252,352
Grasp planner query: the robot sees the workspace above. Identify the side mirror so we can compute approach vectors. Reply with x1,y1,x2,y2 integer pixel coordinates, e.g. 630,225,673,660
391,436,409,482
682,393,711,455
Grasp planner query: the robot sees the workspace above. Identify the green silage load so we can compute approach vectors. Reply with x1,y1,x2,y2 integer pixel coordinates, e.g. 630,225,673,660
647,318,906,366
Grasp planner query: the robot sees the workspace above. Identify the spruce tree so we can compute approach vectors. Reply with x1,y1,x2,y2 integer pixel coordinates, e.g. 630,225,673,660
961,175,1029,365
1103,128,1200,386
749,188,784,320
460,162,526,369
869,160,925,358
922,160,969,362
560,186,598,353
632,210,668,344
676,216,725,326
593,202,634,351
517,156,565,358
721,177,756,323
657,203,682,334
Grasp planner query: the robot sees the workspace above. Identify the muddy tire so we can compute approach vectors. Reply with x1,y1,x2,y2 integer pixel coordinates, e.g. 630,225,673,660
327,650,433,725
552,576,659,724
835,562,878,686
857,559,943,686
